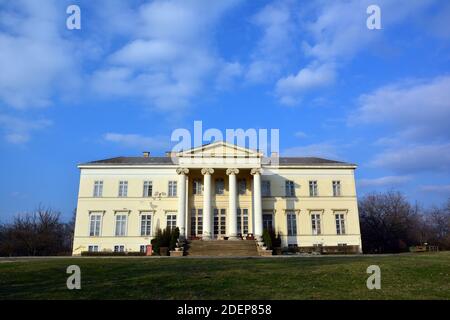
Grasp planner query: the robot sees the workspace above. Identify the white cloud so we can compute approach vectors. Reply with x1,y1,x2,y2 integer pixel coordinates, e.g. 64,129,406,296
358,175,412,188
283,142,339,159
245,0,296,83
294,131,308,138
276,63,336,105
0,0,79,109
0,114,52,144
350,76,450,140
370,143,450,173
103,133,170,151
420,185,450,193
91,0,241,110
267,0,436,105
215,62,244,90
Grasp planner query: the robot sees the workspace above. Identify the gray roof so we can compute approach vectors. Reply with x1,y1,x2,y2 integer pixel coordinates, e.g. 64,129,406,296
80,156,355,167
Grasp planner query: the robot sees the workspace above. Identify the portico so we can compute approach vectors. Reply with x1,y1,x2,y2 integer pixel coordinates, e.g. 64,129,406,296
176,165,263,241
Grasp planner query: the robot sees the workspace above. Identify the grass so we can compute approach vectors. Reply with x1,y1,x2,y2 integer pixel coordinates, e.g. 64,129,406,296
0,252,449,300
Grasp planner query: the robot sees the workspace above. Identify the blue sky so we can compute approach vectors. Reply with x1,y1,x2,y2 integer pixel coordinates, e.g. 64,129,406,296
0,0,449,222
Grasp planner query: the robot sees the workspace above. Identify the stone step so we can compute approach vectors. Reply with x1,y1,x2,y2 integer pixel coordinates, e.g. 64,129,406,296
186,240,259,257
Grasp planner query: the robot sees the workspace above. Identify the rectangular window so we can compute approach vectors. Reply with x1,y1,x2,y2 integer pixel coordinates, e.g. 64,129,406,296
263,212,273,231
168,181,177,197
115,214,127,236
285,180,295,197
215,178,224,195
309,180,318,197
140,214,152,236
190,208,196,236
220,209,226,235
214,209,219,236
140,245,146,253
237,208,249,235
89,214,102,236
311,213,321,235
193,179,202,195
88,245,99,252
114,245,124,252
166,213,177,231
261,180,271,197
118,181,128,197
143,181,153,197
333,181,341,197
93,181,103,197
287,212,297,236
197,209,203,235
238,179,247,195
335,213,346,235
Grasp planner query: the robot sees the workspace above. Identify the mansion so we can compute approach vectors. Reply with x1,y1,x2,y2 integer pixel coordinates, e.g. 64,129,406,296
72,141,362,255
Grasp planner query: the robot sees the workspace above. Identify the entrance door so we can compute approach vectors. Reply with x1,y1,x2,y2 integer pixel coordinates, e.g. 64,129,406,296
213,208,226,238
190,208,203,237
263,213,274,231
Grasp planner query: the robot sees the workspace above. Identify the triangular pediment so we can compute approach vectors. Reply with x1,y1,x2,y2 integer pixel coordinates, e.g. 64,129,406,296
178,141,262,158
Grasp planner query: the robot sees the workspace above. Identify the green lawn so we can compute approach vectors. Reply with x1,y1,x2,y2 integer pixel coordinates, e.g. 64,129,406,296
0,252,449,300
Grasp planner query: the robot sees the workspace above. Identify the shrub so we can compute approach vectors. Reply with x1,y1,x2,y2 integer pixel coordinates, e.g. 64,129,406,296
151,227,180,255
262,229,272,249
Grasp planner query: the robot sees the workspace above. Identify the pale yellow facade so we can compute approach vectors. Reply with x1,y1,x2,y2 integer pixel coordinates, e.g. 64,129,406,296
72,142,362,255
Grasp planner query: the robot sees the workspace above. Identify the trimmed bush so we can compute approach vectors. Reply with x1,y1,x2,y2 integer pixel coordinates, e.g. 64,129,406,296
262,229,272,249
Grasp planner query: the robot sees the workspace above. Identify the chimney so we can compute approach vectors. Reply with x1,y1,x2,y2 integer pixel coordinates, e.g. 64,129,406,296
143,151,150,158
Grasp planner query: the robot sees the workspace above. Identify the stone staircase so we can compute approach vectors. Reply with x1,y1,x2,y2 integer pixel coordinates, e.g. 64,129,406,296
186,240,259,257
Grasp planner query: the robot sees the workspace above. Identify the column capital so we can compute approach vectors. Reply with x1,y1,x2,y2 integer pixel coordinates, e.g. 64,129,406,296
250,168,262,175
226,168,239,175
176,168,189,175
201,168,215,175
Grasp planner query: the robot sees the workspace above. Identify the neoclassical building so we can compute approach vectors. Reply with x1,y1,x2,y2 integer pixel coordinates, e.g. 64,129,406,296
72,141,362,255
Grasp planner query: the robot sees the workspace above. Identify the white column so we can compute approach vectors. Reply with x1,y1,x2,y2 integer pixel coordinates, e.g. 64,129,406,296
201,168,214,240
176,168,189,239
226,168,239,240
251,168,263,239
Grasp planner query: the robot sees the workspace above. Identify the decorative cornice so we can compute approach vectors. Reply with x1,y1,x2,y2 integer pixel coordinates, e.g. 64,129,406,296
250,168,261,175
176,168,189,175
226,168,239,175
201,168,214,175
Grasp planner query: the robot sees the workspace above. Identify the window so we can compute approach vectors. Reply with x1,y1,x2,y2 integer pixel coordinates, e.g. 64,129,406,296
335,213,346,235
143,181,153,197
115,214,127,236
140,214,152,236
287,212,297,236
140,245,146,253
285,180,295,197
237,208,248,235
238,179,247,195
93,181,103,197
213,209,226,236
311,213,321,235
190,209,203,235
89,214,102,236
309,180,318,197
261,180,271,197
333,181,341,197
193,179,202,195
215,178,224,195
114,245,125,252
118,181,128,197
166,213,177,231
88,245,99,252
263,212,273,231
168,181,177,197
